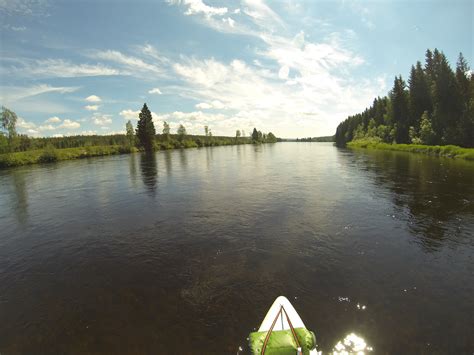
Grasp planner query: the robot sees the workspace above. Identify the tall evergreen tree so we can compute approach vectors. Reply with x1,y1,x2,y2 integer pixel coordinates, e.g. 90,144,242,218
251,128,259,142
135,103,156,151
456,53,474,147
431,51,461,143
390,76,410,143
409,61,432,131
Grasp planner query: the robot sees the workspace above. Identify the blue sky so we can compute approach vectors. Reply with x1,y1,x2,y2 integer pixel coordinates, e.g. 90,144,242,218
0,0,472,138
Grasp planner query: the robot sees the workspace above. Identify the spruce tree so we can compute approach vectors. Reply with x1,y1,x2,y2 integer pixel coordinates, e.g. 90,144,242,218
136,103,156,151
251,128,259,142
456,53,474,147
409,61,432,131
390,76,410,143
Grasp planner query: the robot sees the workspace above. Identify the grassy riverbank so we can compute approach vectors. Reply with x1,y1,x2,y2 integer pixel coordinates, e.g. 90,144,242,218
0,135,262,168
0,145,138,168
348,139,474,160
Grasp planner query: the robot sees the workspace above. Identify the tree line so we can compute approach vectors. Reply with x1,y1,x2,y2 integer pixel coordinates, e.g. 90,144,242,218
131,103,277,151
335,49,473,148
0,103,278,154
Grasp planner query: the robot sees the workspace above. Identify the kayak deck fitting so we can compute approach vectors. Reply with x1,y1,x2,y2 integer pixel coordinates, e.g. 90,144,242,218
249,296,318,355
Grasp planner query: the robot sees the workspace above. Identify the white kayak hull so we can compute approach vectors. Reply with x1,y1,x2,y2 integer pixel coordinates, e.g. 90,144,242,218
258,296,306,332
257,296,319,355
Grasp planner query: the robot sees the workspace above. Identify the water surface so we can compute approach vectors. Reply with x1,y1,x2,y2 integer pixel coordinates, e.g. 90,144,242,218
0,143,473,354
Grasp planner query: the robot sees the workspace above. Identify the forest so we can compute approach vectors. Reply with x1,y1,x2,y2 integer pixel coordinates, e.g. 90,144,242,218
335,49,473,148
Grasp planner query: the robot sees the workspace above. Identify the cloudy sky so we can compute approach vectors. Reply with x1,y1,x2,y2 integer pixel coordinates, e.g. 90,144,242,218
0,0,472,138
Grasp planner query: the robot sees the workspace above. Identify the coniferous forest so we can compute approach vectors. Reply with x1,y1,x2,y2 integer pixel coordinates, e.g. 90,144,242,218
335,49,473,148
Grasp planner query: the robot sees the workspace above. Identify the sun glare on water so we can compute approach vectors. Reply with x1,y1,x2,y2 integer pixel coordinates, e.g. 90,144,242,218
331,333,374,355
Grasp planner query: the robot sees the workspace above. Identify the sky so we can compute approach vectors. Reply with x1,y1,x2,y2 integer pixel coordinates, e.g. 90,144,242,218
0,0,472,138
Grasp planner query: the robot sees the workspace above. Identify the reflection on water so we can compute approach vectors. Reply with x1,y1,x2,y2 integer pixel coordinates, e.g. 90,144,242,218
11,169,29,225
139,152,158,193
128,152,138,187
331,333,373,354
164,150,172,176
0,143,473,354
347,149,474,252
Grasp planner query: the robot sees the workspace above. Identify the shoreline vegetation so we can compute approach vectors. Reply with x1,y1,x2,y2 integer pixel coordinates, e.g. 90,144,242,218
0,104,279,168
0,133,277,168
347,138,474,161
335,48,473,153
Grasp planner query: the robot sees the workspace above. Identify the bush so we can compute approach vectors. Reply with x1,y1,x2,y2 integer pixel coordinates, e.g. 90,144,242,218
38,145,58,163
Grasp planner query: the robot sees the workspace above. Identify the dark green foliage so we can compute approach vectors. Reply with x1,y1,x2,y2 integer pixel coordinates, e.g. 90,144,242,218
38,144,58,163
266,132,277,143
335,48,473,148
409,61,432,131
251,128,259,142
296,136,335,142
135,103,156,151
391,76,410,143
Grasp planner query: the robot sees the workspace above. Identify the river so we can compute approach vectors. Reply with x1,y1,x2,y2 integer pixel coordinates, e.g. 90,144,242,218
0,142,473,354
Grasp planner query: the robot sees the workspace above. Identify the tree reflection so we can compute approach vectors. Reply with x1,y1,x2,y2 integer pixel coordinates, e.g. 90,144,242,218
348,150,474,252
140,152,158,194
11,169,29,225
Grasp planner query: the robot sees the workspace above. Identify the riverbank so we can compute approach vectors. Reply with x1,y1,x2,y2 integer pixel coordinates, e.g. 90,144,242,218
347,139,474,160
0,145,139,168
0,138,261,168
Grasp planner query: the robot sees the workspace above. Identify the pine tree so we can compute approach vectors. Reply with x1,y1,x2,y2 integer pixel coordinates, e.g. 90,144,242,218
135,103,156,151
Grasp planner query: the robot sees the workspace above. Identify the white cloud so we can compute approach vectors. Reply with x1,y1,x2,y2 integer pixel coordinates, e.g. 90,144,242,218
80,130,97,136
119,109,140,120
38,124,56,131
17,117,36,129
59,119,80,129
222,17,235,27
92,113,112,126
2,58,121,78
195,100,225,109
119,109,159,122
0,84,78,103
27,129,39,135
3,24,27,31
195,102,212,109
45,116,61,123
278,65,289,79
85,95,101,102
167,0,227,17
85,105,99,111
92,50,164,75
148,88,162,94
242,0,285,29
171,49,382,137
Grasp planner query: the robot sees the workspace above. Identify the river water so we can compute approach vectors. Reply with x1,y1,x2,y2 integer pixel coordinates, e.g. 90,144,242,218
0,143,473,354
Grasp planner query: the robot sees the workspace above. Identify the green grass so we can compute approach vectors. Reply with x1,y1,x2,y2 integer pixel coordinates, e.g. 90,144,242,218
0,145,138,168
347,139,474,161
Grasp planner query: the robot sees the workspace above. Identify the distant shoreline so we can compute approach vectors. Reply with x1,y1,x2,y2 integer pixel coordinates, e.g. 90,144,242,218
347,139,474,161
0,138,283,168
